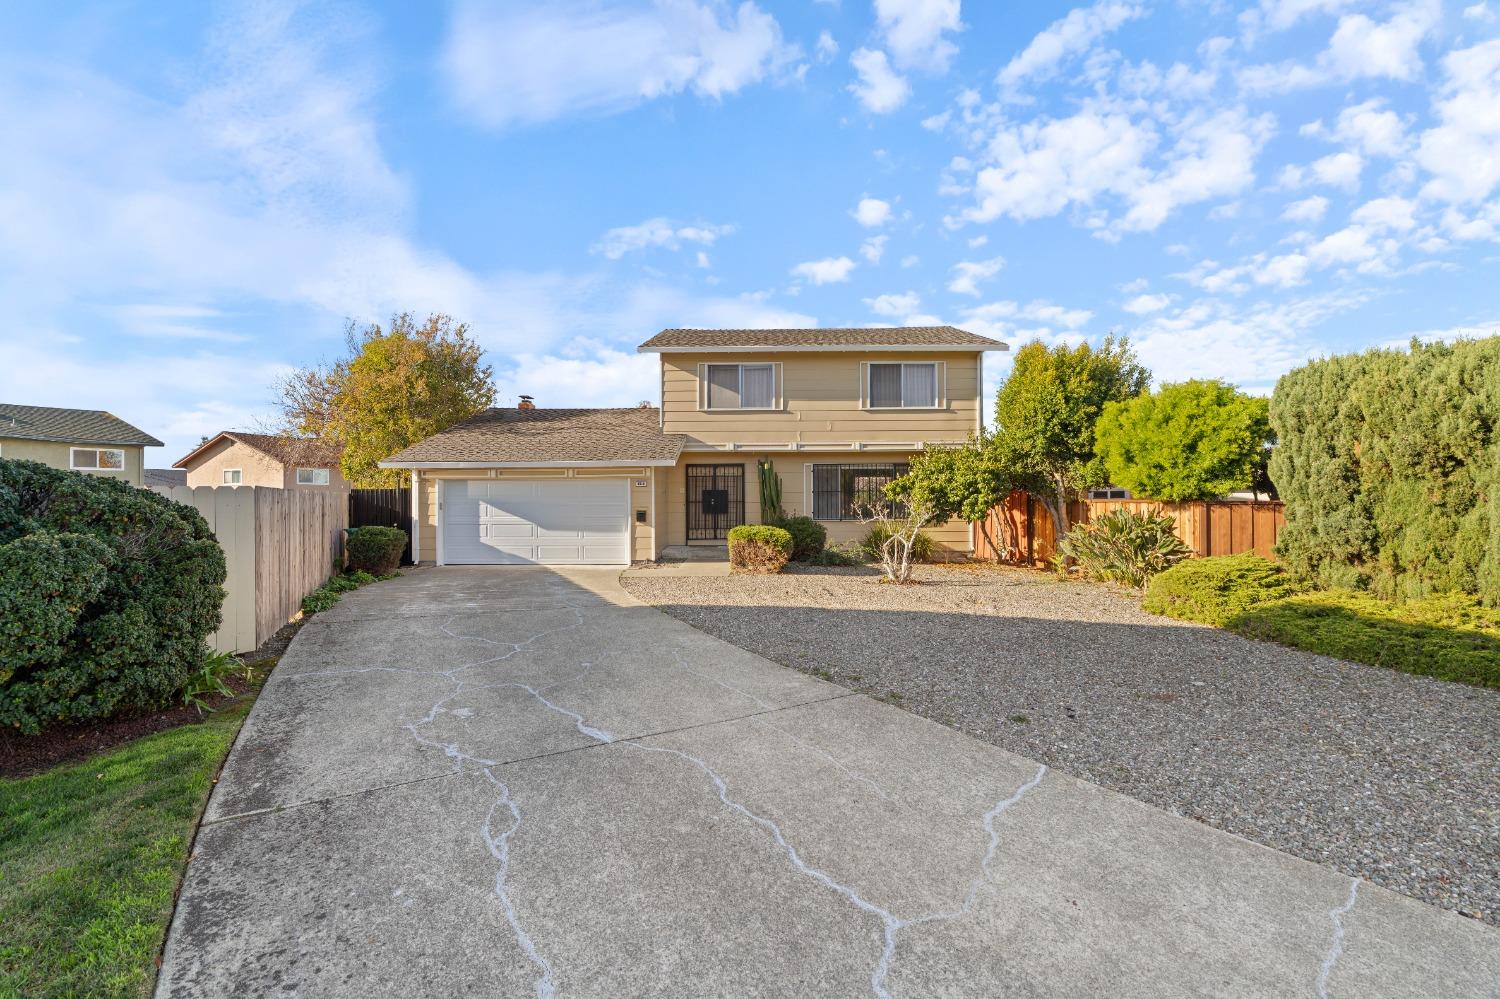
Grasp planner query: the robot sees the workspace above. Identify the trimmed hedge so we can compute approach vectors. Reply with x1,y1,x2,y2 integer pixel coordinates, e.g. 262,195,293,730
1143,553,1297,626
346,526,407,575
769,515,827,561
0,460,226,734
1269,337,1500,603
728,524,792,574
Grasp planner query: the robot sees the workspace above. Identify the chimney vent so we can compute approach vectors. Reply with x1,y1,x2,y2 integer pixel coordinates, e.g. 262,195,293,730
517,395,535,411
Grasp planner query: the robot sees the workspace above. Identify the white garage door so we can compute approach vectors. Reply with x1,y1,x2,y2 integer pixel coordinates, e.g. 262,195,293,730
441,478,630,565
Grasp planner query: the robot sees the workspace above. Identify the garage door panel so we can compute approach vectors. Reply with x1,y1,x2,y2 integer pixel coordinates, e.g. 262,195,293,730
442,478,630,565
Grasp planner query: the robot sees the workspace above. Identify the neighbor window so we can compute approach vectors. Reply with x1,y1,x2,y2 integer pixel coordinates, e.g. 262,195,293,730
70,447,124,471
704,363,776,409
867,362,939,408
223,468,243,485
810,462,909,521
296,467,330,486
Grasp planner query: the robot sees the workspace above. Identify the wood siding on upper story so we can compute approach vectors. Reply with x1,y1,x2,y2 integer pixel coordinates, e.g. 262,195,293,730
660,351,983,447
0,436,147,486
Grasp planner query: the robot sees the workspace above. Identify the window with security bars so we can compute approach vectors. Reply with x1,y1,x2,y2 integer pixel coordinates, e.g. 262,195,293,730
811,463,909,521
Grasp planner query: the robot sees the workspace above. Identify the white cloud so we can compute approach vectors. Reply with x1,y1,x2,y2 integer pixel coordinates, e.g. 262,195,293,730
864,291,922,317
860,234,889,263
1417,39,1500,204
1241,0,1359,38
816,30,839,62
852,197,893,227
874,0,963,72
1283,195,1329,221
1465,3,1495,21
947,256,1005,296
848,48,910,112
996,1,1144,93
590,217,734,258
1122,292,1171,314
1259,252,1311,287
1282,151,1363,191
1239,1,1439,93
441,0,799,129
1351,196,1417,232
1115,109,1275,233
1329,99,1409,157
967,234,988,248
791,256,856,284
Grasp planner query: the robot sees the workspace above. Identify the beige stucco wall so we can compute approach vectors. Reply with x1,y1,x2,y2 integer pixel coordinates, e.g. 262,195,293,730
413,467,655,565
182,438,349,492
661,452,972,556
660,351,983,448
0,436,146,486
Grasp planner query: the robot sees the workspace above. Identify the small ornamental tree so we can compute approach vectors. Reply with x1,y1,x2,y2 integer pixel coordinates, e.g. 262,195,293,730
1094,380,1272,502
888,435,1016,559
993,335,1150,539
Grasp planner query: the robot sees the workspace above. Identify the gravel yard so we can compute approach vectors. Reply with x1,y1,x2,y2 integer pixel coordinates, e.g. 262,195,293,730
621,563,1500,925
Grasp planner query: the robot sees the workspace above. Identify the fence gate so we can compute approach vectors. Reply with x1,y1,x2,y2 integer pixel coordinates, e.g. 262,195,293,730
685,464,745,541
349,487,413,564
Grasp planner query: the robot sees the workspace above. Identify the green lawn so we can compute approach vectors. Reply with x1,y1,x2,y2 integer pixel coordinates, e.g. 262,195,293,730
1228,591,1500,689
0,688,259,999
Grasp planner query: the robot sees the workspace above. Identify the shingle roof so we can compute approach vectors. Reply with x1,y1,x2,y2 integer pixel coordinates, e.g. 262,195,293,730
0,403,163,447
637,326,1007,352
144,468,187,489
173,431,343,470
381,407,685,466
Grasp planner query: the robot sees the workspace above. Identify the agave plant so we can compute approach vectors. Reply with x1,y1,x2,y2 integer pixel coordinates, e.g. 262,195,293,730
1055,508,1192,588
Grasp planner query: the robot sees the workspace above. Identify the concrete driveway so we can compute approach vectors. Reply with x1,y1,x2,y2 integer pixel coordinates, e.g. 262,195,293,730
159,568,1499,998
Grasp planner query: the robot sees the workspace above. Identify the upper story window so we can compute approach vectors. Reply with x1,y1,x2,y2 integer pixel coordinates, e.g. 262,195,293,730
867,362,940,409
223,468,243,485
71,447,124,471
703,363,777,410
296,467,330,486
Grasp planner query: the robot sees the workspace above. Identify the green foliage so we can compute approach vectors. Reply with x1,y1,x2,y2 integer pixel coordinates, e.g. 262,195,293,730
858,525,935,563
1230,591,1500,689
0,460,226,735
1054,508,1191,587
1,692,253,997
180,650,244,713
323,573,362,593
346,525,408,575
756,459,784,521
301,586,341,614
1142,553,1297,626
993,335,1150,533
278,313,496,486
887,434,1015,548
728,524,793,573
769,515,827,561
1096,380,1272,501
804,544,862,567
347,569,377,585
1269,336,1500,603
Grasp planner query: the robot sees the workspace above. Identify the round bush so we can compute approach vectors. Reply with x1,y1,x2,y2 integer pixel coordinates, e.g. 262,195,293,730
1142,552,1297,626
346,525,407,575
858,525,935,563
770,515,827,561
0,459,227,734
728,524,792,574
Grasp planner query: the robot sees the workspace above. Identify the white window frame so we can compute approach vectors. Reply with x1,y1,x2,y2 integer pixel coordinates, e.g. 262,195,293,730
698,362,781,411
861,361,945,410
223,468,243,486
296,467,331,486
70,447,125,472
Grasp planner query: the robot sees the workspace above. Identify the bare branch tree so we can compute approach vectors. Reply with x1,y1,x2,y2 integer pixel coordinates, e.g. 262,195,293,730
858,497,938,584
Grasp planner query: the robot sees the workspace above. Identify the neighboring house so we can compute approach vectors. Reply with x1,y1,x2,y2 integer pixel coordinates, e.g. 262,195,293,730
145,468,188,490
0,403,162,487
380,326,1007,566
174,432,349,492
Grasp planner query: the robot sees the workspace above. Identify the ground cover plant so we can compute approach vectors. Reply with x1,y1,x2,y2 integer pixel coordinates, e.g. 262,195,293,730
300,567,393,615
1143,553,1297,626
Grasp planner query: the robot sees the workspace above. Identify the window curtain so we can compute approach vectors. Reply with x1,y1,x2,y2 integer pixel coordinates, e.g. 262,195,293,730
741,364,774,408
869,364,903,407
706,365,740,409
902,363,937,407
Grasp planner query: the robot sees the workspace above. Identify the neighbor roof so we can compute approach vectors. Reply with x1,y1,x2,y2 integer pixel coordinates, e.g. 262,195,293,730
144,468,187,489
173,431,343,470
637,326,1007,352
0,403,163,447
380,407,685,467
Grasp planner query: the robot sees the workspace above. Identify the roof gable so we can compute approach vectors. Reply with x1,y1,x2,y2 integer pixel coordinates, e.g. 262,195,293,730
174,431,342,470
381,407,684,466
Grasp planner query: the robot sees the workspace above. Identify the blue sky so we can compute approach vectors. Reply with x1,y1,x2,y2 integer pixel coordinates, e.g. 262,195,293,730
3,0,1497,463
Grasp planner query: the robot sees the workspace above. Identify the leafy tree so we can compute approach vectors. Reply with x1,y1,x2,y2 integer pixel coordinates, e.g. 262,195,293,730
888,434,1017,558
279,313,495,486
992,335,1150,537
1094,380,1271,502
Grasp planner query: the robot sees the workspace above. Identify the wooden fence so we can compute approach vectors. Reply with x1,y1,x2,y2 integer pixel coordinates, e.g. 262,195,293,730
150,486,347,653
350,487,413,564
977,491,1286,567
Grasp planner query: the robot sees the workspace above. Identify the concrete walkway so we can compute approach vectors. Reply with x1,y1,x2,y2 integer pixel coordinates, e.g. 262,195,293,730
158,567,1499,998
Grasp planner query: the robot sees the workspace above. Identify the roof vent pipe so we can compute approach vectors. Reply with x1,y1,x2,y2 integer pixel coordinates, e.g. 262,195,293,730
518,395,535,411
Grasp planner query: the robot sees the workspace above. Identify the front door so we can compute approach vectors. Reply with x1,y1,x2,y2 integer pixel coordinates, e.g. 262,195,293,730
686,464,745,541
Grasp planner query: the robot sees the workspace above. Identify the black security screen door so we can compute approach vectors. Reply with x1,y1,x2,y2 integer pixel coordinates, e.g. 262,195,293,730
686,464,745,540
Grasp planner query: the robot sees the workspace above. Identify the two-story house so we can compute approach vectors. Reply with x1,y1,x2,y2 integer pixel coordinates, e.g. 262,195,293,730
380,326,1007,565
0,403,163,487
174,431,350,493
